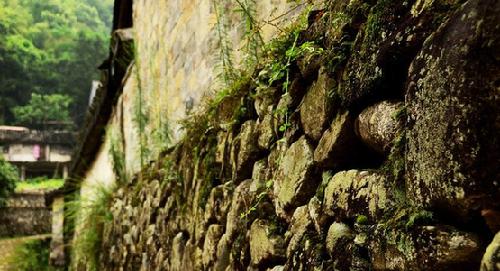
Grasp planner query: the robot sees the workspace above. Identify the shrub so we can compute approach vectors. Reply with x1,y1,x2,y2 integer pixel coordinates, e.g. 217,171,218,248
11,238,63,271
0,156,18,206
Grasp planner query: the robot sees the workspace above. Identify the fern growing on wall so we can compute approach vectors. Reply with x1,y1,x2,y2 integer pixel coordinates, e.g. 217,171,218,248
213,0,238,86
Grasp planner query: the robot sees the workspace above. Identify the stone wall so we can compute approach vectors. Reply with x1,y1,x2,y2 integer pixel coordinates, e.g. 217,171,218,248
132,0,304,143
87,0,500,270
65,0,500,269
75,0,306,194
0,192,51,236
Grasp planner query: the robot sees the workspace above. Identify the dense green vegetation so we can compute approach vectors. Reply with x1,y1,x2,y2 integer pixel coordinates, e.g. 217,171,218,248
0,156,17,206
13,93,73,129
11,238,63,271
15,178,64,192
0,0,114,128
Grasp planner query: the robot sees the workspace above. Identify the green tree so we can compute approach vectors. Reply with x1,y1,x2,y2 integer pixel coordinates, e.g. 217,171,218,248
0,156,17,206
13,93,73,129
0,0,113,127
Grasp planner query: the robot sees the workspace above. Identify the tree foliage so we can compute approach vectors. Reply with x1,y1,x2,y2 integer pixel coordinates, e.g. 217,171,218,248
0,0,113,127
13,93,73,129
0,156,17,206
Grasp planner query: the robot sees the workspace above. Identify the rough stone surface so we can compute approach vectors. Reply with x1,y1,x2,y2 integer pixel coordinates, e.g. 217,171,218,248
314,112,357,168
340,0,460,107
323,170,392,221
405,0,500,218
370,226,482,271
202,224,224,268
225,180,254,239
326,222,354,269
204,183,233,225
285,205,312,257
258,113,276,150
300,67,335,141
481,232,500,271
231,120,261,181
274,136,317,217
326,222,353,255
249,219,286,268
355,101,403,153
0,192,51,237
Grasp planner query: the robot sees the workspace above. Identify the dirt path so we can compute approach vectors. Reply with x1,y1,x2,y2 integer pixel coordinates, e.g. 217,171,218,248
0,234,51,271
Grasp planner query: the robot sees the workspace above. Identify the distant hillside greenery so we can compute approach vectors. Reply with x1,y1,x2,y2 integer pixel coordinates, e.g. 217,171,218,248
0,0,114,128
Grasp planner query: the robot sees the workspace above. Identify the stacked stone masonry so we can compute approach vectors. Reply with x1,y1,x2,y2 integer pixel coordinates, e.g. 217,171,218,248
76,0,499,270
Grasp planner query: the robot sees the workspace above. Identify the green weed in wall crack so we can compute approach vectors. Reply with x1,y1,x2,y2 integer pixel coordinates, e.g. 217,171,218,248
108,126,127,185
240,179,273,219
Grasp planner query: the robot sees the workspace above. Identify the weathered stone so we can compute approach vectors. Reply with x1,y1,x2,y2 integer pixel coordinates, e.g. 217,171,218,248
323,170,392,221
225,180,254,239
231,120,261,181
254,87,280,118
405,0,500,218
266,141,287,182
284,111,303,145
284,230,326,271
326,222,354,270
215,94,244,125
274,136,317,217
300,67,335,141
275,93,293,129
285,205,312,257
326,222,353,255
287,78,307,107
339,0,460,107
181,241,202,271
202,224,224,268
216,131,230,164
355,101,403,153
204,182,233,225
481,232,500,271
214,233,232,271
258,114,276,150
251,159,268,192
268,265,285,271
249,219,286,268
170,232,187,271
314,112,357,168
297,49,323,80
370,226,482,271
307,197,324,235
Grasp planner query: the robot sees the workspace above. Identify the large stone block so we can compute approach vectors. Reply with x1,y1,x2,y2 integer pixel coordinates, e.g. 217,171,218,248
300,67,336,141
202,224,224,268
314,112,357,168
481,232,500,271
369,226,482,271
249,219,286,268
405,0,500,218
323,170,393,221
274,136,317,217
231,120,261,181
339,0,460,107
355,101,403,153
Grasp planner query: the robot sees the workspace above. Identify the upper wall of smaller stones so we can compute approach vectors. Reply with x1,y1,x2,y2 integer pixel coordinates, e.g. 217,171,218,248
131,0,306,143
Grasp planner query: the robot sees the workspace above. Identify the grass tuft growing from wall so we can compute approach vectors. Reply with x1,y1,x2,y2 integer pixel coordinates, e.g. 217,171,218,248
66,184,115,271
